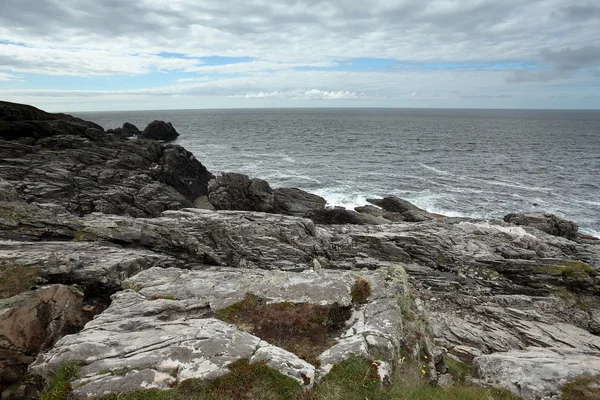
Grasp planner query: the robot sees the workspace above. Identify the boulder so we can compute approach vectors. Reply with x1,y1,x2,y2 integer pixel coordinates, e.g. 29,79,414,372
122,122,140,136
208,172,275,212
504,212,579,239
0,285,88,389
139,120,179,141
274,188,326,216
306,207,368,225
367,196,435,222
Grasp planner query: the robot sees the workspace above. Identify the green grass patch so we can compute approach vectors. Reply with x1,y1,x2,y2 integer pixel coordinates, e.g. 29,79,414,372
561,373,600,400
537,260,596,279
39,362,81,400
0,264,40,299
215,295,351,366
151,295,176,300
309,356,519,400
99,359,303,400
444,357,472,382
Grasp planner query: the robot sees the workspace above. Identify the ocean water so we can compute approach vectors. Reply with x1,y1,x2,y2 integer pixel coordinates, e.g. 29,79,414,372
76,108,600,237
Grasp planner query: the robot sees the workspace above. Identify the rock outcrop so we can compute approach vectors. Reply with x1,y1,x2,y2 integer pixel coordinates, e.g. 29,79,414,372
0,103,213,217
366,196,438,222
0,285,89,390
1,102,599,400
504,212,579,240
139,120,179,141
207,172,327,217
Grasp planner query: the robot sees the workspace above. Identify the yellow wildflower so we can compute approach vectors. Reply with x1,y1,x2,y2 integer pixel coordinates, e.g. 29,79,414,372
421,369,426,375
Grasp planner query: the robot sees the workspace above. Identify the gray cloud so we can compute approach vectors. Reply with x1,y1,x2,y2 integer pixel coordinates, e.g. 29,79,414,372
560,3,600,21
540,46,600,71
0,1,599,110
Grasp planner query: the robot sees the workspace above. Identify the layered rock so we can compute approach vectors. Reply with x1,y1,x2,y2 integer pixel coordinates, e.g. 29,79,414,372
504,212,579,240
0,103,213,217
1,103,599,400
207,172,326,217
30,267,403,396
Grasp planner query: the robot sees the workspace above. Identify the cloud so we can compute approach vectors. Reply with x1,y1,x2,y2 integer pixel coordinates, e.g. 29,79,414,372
234,89,366,100
540,46,600,72
0,1,598,109
560,3,600,21
0,72,21,81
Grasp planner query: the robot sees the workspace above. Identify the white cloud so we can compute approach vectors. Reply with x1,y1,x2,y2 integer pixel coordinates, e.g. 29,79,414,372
0,0,598,109
0,72,21,81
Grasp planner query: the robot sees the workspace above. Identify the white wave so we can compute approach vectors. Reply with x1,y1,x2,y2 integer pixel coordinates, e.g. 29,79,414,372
313,188,373,209
419,163,452,175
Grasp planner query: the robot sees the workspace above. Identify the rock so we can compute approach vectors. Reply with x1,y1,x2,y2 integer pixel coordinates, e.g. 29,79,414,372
0,102,213,217
139,120,179,141
0,178,16,202
208,172,275,212
3,102,600,398
0,285,88,389
274,188,327,217
504,212,579,239
122,122,139,136
367,196,436,222
306,207,368,225
30,267,403,396
193,195,215,210
473,347,600,399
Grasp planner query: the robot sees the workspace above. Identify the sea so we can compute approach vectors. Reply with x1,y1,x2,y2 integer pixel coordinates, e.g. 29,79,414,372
76,108,600,238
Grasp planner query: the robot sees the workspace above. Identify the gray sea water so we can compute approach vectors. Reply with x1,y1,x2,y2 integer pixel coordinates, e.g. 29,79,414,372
76,108,600,237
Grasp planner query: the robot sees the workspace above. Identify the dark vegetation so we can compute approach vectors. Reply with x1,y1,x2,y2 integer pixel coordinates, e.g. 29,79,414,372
215,294,351,366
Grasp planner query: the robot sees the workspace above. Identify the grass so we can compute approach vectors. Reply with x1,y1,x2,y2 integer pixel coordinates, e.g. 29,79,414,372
215,295,351,366
151,295,176,300
53,357,519,400
98,359,303,400
444,357,472,382
39,362,81,400
561,373,600,400
0,264,40,299
537,260,597,279
350,277,371,305
308,356,520,400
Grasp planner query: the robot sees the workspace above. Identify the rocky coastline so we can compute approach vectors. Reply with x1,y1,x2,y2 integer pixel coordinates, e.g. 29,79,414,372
1,101,599,400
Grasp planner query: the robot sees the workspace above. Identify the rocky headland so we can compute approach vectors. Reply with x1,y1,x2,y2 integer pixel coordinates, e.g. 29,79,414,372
1,101,599,400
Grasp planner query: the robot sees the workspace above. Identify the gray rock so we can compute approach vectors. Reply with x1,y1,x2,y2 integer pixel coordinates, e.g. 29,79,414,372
274,188,327,216
122,122,140,136
208,172,275,212
473,347,600,399
0,102,213,218
504,212,579,240
139,120,179,141
0,178,16,202
367,196,437,222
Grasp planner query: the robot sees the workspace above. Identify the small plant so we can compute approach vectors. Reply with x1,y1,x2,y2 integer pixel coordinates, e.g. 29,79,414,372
444,356,472,382
561,373,600,400
39,362,81,400
351,277,371,305
150,295,176,301
216,294,351,366
0,264,40,299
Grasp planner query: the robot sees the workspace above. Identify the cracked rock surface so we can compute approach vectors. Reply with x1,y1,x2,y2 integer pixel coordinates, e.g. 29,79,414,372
1,102,600,400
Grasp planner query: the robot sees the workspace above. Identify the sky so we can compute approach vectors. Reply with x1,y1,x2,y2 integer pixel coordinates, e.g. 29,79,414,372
0,0,599,111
